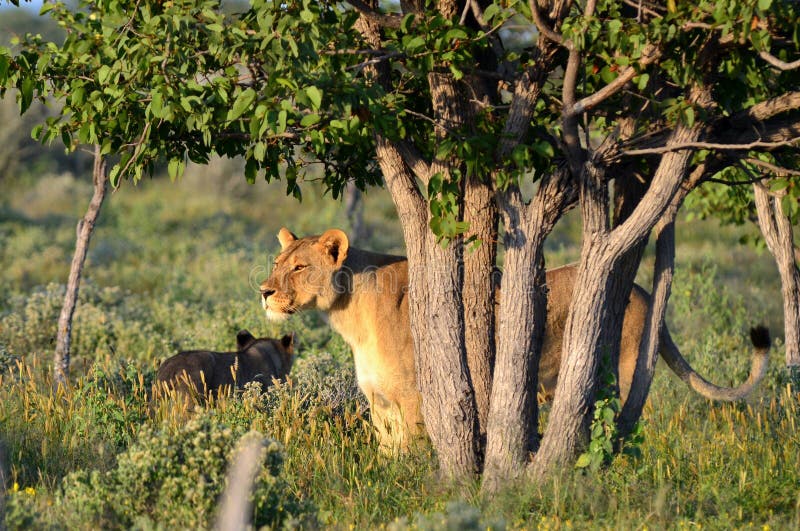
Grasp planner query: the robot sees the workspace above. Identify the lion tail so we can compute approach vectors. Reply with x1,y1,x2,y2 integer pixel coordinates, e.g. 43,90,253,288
659,325,770,401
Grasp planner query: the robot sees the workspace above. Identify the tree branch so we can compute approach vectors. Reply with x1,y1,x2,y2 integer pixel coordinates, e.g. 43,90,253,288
568,45,659,116
731,91,800,125
621,136,800,157
345,0,403,29
760,50,800,71
528,0,563,44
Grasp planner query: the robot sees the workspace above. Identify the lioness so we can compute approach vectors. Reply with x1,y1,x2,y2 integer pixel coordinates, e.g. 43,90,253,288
259,228,770,449
156,330,294,402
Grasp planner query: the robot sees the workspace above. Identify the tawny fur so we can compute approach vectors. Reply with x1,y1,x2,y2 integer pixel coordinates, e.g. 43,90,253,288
260,228,770,450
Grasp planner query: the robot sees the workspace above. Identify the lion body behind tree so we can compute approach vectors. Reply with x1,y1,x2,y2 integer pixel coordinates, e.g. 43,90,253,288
259,228,770,450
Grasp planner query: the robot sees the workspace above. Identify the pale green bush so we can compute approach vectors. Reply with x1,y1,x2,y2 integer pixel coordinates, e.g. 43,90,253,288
55,414,312,530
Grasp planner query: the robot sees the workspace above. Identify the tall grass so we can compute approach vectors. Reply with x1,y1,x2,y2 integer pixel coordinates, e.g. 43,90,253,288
1,166,797,528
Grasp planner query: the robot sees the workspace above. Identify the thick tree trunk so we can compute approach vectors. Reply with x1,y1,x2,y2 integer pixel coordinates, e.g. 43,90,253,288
376,135,480,478
53,145,108,386
753,182,800,370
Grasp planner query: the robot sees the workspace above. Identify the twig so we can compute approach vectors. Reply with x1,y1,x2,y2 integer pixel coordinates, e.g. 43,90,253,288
745,157,800,177
346,51,405,71
403,107,462,138
621,136,800,157
760,50,800,71
116,122,151,184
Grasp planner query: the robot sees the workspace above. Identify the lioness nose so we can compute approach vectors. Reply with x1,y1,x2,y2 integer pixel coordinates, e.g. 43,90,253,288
261,289,275,300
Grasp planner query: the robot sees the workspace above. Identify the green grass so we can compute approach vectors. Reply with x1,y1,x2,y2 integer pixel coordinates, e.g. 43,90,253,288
1,164,798,529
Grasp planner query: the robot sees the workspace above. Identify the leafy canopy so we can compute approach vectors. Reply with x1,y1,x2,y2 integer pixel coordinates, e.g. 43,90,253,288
0,0,798,237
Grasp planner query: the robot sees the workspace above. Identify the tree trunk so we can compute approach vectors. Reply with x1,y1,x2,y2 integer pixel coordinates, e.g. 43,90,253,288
462,172,497,446
531,115,704,476
482,170,573,491
376,134,480,478
753,182,800,371
422,71,481,477
617,166,703,437
53,145,108,386
344,182,368,244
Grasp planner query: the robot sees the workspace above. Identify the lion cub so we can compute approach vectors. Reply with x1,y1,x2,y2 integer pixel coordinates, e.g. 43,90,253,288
156,330,294,401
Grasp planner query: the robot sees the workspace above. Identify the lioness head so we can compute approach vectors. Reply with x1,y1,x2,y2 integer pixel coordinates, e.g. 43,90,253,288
235,329,296,379
259,227,350,321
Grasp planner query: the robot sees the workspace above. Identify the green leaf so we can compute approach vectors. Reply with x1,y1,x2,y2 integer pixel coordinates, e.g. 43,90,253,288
227,88,256,122
400,13,415,33
758,0,772,10
300,113,320,127
684,106,695,127
277,110,287,134
19,77,34,114
305,86,322,110
482,3,499,22
300,9,314,23
575,454,592,469
168,157,185,181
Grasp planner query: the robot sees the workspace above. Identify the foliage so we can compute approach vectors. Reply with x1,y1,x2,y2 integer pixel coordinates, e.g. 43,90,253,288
575,354,644,473
3,0,793,238
5,414,310,530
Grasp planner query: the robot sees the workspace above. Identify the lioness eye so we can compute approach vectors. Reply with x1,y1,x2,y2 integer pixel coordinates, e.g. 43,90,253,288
293,264,306,272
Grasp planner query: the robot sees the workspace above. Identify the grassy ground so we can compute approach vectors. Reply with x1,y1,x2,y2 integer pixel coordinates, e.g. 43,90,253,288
1,163,798,529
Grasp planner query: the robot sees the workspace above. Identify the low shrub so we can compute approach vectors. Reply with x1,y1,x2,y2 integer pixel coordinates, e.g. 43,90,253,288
54,413,312,530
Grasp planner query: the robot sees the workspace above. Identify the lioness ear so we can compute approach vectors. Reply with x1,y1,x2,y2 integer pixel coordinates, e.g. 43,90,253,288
277,227,298,251
280,333,294,354
316,229,349,267
236,329,256,350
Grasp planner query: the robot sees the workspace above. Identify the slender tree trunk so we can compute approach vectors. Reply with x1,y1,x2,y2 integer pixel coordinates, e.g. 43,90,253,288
617,214,675,436
53,145,108,386
753,182,800,371
618,167,703,437
482,170,573,491
344,182,368,244
462,173,497,446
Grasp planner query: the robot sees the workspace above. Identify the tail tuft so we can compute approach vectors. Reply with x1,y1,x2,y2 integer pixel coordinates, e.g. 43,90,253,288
750,325,771,349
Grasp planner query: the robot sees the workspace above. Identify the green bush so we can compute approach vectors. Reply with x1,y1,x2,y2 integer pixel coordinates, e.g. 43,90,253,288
55,414,312,530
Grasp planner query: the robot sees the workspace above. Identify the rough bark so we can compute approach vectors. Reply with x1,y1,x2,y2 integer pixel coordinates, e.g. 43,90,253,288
480,38,570,489
53,145,108,386
424,71,481,476
531,115,704,476
462,173,497,445
753,182,800,370
482,170,574,490
358,0,480,478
